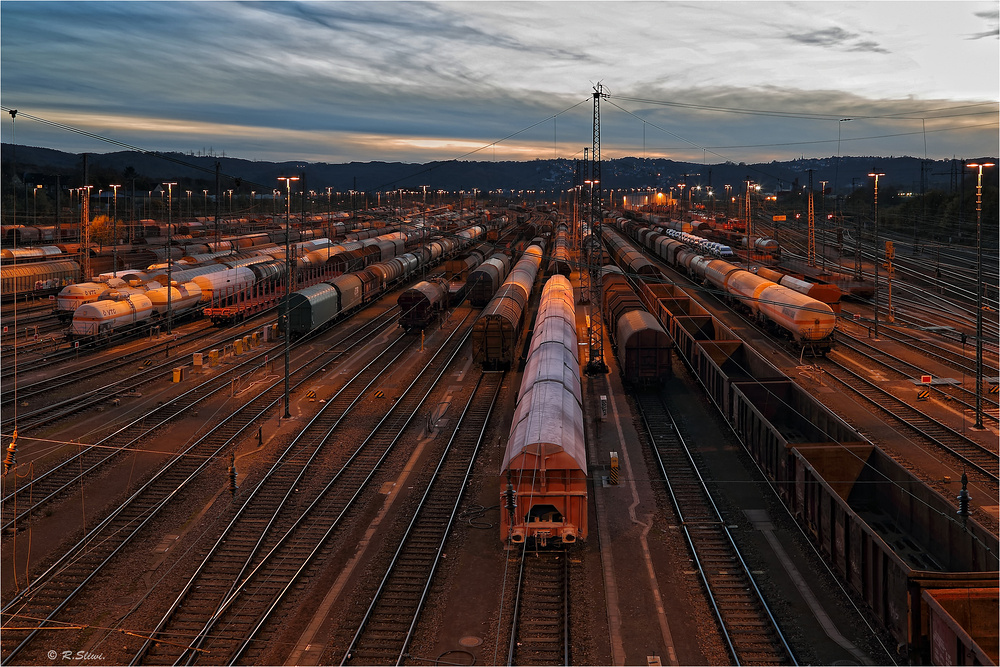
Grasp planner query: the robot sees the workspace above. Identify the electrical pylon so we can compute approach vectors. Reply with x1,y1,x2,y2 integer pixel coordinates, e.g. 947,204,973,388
586,83,607,374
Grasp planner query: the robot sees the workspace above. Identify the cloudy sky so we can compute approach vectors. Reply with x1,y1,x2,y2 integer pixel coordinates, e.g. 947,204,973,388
2,1,997,164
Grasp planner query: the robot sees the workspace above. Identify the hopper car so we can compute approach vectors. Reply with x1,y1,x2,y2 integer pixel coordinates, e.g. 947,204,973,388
472,245,543,369
501,275,586,547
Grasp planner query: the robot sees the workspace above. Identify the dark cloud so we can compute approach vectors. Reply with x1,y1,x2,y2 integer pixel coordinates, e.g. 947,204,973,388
968,8,999,39
787,27,890,54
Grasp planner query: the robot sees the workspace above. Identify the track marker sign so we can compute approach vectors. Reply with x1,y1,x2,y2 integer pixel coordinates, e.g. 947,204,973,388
920,375,933,384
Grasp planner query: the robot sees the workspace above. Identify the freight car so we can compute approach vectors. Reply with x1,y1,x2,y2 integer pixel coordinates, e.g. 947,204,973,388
466,253,511,308
1,246,64,262
654,286,1000,665
501,275,586,546
54,282,105,320
601,266,671,385
472,245,543,369
70,293,154,338
285,227,485,338
1,258,81,302
549,223,572,276
397,280,449,330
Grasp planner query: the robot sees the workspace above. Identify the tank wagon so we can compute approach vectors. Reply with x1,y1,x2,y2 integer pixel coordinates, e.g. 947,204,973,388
1,259,81,302
755,266,842,311
472,245,543,369
54,282,105,320
398,280,449,330
70,293,154,338
501,275,586,547
601,266,672,385
467,253,512,307
615,217,836,352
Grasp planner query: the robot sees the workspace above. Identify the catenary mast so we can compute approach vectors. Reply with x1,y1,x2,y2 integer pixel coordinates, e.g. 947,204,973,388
586,84,608,374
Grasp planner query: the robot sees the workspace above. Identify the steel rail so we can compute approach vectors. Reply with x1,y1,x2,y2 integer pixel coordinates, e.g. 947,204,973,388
0,305,398,533
637,391,797,666
505,548,570,666
0,307,402,665
131,325,417,665
339,371,503,666
835,332,999,425
821,355,999,484
195,313,477,665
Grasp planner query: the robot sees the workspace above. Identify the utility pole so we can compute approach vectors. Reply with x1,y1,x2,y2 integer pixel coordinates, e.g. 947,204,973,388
807,169,816,266
163,182,177,334
868,171,885,339
278,175,299,419
968,161,994,429
820,180,828,271
586,84,608,374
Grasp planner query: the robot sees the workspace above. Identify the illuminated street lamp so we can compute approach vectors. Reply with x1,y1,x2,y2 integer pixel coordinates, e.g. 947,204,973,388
868,172,885,339
163,182,177,335
32,184,42,224
278,175,299,419
967,161,994,429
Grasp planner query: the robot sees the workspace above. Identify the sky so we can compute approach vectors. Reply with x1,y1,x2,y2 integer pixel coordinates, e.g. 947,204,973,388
2,1,998,165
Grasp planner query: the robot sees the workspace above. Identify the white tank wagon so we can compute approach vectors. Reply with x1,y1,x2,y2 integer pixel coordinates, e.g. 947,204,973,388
54,282,104,320
71,294,154,337
757,284,837,343
147,263,227,285
190,266,255,303
146,282,204,316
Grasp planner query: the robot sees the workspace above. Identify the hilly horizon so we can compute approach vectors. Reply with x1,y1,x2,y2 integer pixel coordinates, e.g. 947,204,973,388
3,143,992,198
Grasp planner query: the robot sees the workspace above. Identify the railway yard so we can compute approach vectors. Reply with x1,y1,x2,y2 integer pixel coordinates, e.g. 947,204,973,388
1,203,998,667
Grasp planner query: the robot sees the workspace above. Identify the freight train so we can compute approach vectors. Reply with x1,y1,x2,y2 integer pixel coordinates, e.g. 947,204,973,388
614,217,836,352
500,274,586,546
471,244,543,370
286,226,487,339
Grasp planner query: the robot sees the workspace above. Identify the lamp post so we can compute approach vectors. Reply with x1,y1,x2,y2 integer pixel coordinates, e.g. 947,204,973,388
868,172,885,339
32,184,42,224
110,184,121,273
967,161,994,429
163,182,177,335
278,175,299,418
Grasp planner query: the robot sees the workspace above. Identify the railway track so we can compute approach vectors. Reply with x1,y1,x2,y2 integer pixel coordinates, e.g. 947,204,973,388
506,548,570,666
636,391,796,666
339,371,503,665
0,307,404,664
135,310,479,666
0,307,398,534
835,331,1000,426
0,319,218,403
820,354,1000,484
